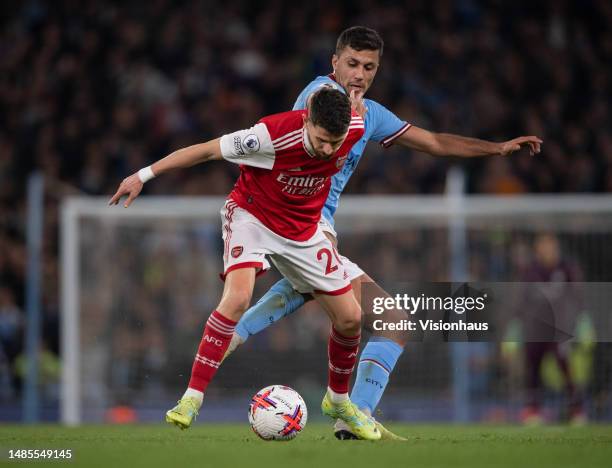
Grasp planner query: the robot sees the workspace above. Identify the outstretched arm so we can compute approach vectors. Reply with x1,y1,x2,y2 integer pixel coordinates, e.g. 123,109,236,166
108,138,223,207
396,126,542,158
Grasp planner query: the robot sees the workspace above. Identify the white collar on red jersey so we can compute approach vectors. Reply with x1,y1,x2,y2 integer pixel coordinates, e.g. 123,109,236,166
302,127,316,158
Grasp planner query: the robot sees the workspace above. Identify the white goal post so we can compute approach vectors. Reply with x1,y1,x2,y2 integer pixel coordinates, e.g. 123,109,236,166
60,194,612,425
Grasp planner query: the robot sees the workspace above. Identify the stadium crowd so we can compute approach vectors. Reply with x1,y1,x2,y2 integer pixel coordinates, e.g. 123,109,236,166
1,0,611,416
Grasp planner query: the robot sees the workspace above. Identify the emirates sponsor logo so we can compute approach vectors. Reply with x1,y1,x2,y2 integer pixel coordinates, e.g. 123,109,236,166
276,173,327,196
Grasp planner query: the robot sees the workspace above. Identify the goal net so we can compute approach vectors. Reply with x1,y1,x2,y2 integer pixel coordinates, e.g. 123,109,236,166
60,194,612,424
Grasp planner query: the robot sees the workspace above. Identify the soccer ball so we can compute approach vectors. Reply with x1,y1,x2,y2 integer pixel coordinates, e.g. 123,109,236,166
248,385,308,441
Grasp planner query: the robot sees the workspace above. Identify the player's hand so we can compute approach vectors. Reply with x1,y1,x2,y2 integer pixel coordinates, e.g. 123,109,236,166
349,89,367,118
108,173,143,208
499,136,543,156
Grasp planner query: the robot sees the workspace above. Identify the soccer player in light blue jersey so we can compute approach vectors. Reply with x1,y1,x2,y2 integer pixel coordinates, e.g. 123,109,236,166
224,26,542,440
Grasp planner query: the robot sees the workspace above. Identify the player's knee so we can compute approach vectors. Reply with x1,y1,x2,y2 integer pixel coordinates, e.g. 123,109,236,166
232,291,253,314
336,318,361,336
334,309,362,336
261,291,286,312
218,290,253,317
270,281,309,306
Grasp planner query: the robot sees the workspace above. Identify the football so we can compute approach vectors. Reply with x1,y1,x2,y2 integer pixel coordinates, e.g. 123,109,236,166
248,385,308,441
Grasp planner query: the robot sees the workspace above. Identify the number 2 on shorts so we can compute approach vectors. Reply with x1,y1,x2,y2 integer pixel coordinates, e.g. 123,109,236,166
317,247,342,275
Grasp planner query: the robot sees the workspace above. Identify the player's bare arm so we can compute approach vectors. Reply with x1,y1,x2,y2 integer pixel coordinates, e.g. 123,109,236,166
108,138,223,207
396,126,542,158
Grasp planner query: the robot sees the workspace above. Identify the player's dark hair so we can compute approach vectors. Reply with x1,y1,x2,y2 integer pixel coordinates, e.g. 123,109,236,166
336,26,384,57
308,87,352,136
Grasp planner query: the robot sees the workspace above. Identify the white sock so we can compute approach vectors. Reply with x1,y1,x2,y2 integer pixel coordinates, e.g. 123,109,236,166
183,388,204,406
327,387,349,404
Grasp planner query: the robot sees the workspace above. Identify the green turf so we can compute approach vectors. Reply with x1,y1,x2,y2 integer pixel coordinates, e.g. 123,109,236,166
1,423,611,468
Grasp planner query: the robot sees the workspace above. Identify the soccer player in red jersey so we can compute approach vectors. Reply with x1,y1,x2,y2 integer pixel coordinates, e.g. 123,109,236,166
226,26,544,440
109,87,381,439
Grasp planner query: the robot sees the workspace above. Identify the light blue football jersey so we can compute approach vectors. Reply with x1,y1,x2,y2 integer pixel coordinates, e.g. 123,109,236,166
293,75,409,224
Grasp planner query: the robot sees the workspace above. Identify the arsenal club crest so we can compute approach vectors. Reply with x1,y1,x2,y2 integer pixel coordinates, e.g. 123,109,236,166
231,246,243,258
336,155,348,168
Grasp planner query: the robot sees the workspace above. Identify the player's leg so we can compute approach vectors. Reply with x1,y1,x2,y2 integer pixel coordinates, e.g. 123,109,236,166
330,257,408,440
168,201,270,429
268,226,379,440
166,267,256,429
318,219,408,422
351,274,407,414
314,290,380,441
225,278,311,356
224,217,340,357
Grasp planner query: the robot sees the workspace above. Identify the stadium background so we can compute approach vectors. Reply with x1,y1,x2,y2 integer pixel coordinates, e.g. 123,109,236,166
1,0,611,424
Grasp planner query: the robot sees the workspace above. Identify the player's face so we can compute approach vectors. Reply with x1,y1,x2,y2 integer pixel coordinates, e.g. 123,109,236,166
332,46,380,96
303,118,348,160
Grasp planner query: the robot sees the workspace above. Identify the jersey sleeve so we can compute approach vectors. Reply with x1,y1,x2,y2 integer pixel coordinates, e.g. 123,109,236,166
293,76,343,110
366,100,412,148
219,122,276,169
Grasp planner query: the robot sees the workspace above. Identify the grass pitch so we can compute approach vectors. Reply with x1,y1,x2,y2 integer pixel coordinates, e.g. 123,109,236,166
1,423,611,468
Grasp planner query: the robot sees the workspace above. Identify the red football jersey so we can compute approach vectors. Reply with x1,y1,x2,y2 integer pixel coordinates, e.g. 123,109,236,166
219,110,365,241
